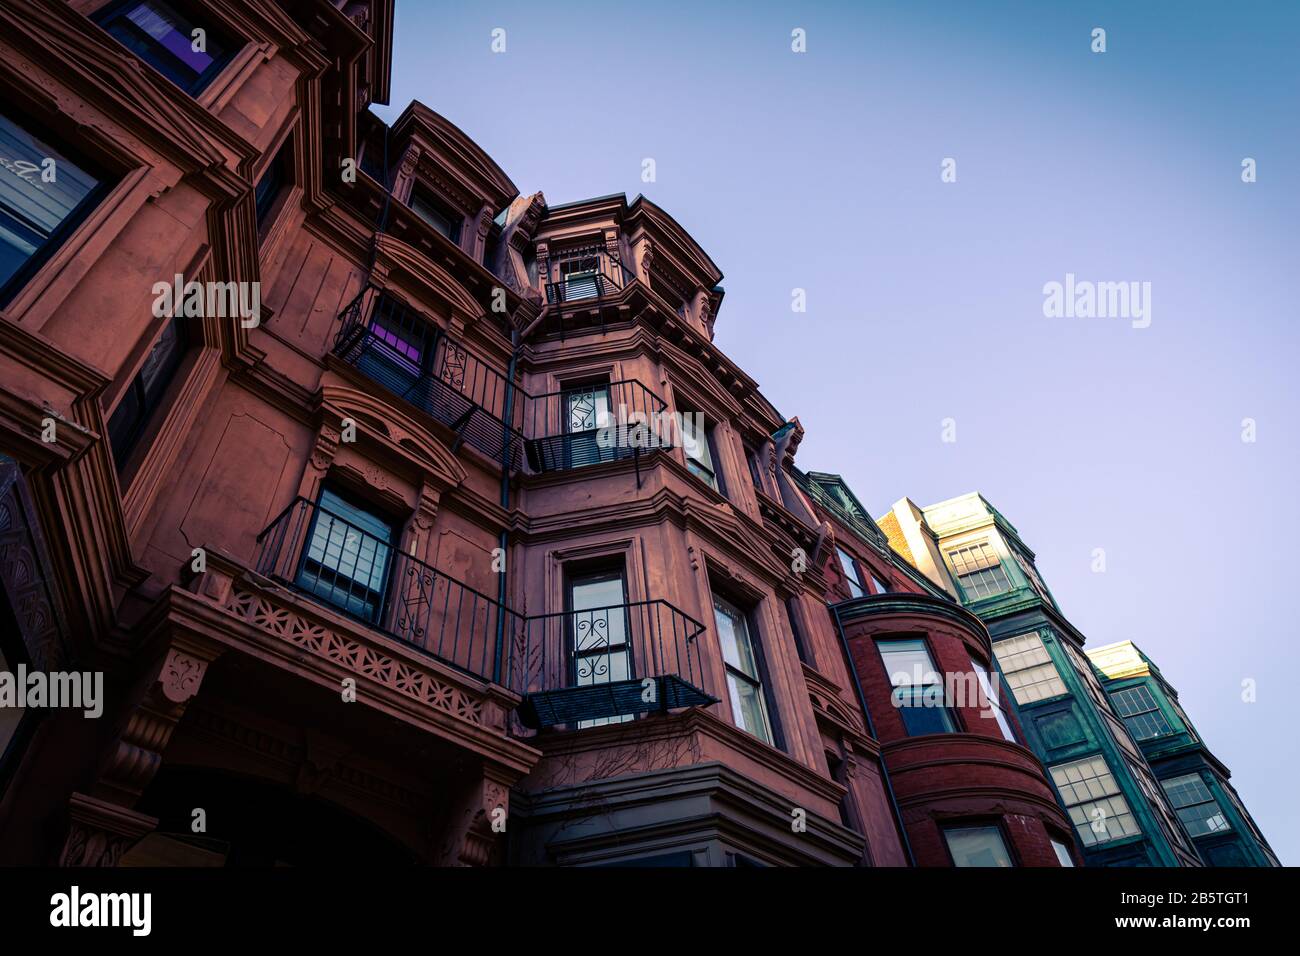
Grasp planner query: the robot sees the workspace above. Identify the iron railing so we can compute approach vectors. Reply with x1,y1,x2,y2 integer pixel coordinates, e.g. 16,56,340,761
255,496,524,686
522,379,667,474
333,285,670,477
252,498,716,727
333,286,524,468
540,241,635,306
514,598,715,729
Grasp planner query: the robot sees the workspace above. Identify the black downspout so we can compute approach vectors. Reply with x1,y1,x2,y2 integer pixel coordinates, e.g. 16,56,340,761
832,604,917,867
493,329,521,686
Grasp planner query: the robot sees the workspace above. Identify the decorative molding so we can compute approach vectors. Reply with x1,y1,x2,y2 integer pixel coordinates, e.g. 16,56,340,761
58,793,157,868
223,586,487,727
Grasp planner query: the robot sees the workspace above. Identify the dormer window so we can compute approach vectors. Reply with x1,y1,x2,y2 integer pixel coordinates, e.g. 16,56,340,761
409,185,462,243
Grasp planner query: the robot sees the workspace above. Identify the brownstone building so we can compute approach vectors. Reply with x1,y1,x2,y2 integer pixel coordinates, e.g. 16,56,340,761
0,0,1072,867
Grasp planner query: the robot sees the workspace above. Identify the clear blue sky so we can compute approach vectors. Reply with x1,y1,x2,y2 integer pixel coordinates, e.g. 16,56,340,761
376,0,1299,863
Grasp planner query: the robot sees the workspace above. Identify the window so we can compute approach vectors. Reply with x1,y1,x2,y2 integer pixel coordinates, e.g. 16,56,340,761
744,443,764,491
107,316,188,468
1161,774,1230,838
947,540,1012,599
1012,547,1051,601
296,488,394,623
557,251,600,300
1110,685,1173,740
0,111,106,306
254,137,292,232
409,186,462,243
877,638,955,736
837,547,866,598
1050,756,1142,847
1035,710,1086,750
680,411,720,492
94,1,237,96
971,658,1016,741
944,825,1013,867
567,568,631,728
562,381,613,468
1129,756,1192,851
869,573,890,595
992,631,1067,704
784,597,811,666
713,594,773,744
1051,837,1076,866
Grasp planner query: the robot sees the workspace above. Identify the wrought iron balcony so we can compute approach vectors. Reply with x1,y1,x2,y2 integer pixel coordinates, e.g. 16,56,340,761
522,379,668,475
541,241,634,306
515,599,715,729
254,496,523,687
333,285,669,478
333,286,524,468
253,499,716,729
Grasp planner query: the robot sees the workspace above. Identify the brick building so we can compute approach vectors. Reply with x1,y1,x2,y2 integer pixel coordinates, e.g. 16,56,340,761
0,0,1257,868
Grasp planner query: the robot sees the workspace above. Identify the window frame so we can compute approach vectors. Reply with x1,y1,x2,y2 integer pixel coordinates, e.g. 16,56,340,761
92,0,241,98
106,314,191,472
712,591,776,746
1049,755,1143,848
942,822,1017,868
876,635,958,737
836,546,867,598
0,107,114,308
1110,684,1174,741
971,655,1017,742
294,485,397,626
408,183,463,244
991,631,1069,705
947,539,1014,600
565,563,633,728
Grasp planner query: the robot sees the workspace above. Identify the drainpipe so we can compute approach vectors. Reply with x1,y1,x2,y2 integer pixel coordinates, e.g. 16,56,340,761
493,328,521,686
832,603,916,867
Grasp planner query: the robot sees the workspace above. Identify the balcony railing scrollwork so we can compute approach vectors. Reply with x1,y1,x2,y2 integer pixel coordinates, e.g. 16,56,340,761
254,499,717,729
333,285,671,479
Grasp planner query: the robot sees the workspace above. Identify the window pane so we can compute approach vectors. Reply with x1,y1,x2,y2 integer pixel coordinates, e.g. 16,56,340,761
0,112,101,292
713,596,759,678
837,547,865,598
410,189,461,241
98,1,232,94
680,413,717,489
992,631,1067,703
948,540,1013,599
1050,756,1142,847
878,638,940,687
713,594,772,743
726,671,773,744
297,489,393,622
1051,838,1075,866
944,826,1013,867
972,659,1016,741
1161,774,1231,837
1110,685,1173,740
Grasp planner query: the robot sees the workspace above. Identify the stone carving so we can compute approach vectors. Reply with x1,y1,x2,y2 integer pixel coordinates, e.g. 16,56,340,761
224,587,486,726
310,425,341,472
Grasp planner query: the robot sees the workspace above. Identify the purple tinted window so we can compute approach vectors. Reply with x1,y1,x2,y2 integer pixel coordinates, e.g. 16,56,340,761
127,3,216,74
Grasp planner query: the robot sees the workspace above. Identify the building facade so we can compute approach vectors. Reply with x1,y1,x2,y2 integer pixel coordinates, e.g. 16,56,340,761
0,0,1265,868
1088,641,1280,867
880,494,1207,866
